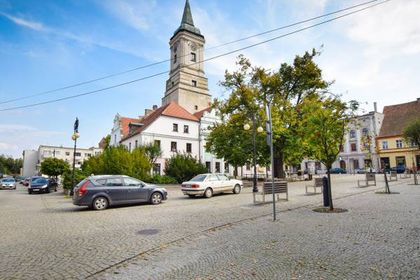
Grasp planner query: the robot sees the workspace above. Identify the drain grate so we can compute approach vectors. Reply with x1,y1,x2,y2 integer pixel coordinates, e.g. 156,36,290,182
137,229,160,235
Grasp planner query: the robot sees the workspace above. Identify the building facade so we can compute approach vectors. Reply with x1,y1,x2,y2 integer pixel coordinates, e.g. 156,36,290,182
377,99,420,171
332,107,384,173
22,145,102,177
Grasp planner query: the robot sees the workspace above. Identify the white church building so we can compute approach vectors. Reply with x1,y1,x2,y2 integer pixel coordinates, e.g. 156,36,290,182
110,0,229,176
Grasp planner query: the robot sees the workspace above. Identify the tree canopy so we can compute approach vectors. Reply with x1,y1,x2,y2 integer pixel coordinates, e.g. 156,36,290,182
403,118,420,148
40,158,70,178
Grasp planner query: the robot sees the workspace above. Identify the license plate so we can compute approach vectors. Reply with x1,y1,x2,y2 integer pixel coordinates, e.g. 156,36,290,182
32,189,40,192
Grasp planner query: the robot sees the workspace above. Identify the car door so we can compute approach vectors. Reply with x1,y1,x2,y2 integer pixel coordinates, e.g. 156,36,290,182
103,177,126,203
123,177,148,202
208,174,222,193
217,174,231,191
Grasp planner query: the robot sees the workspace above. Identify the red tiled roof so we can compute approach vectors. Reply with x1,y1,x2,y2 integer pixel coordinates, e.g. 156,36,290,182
193,107,212,119
378,99,420,138
121,102,198,141
120,117,141,137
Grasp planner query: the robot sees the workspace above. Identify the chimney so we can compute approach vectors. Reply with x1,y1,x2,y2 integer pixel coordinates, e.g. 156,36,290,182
417,98,420,102
373,102,377,113
153,105,158,110
144,109,153,116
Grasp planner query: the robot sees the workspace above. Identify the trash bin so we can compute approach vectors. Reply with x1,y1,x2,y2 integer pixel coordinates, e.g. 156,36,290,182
322,176,329,207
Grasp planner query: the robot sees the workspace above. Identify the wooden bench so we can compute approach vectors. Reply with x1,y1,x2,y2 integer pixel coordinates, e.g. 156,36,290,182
357,173,376,187
253,180,288,204
389,171,398,182
305,178,323,194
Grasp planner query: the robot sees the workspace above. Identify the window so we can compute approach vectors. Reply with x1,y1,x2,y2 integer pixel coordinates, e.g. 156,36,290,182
154,140,161,148
208,174,219,181
75,152,81,157
114,134,117,144
339,144,344,152
123,177,142,186
396,156,406,167
192,80,197,87
362,128,369,136
195,105,198,110
153,163,161,175
215,162,221,173
206,161,211,172
191,52,196,62
174,53,177,64
85,153,91,157
351,143,357,152
186,143,192,153
171,141,177,152
349,130,356,138
173,123,178,132
396,139,403,148
135,140,138,149
129,142,131,152
382,141,388,149
65,152,70,156
104,178,123,186
184,125,189,133
246,163,251,170
217,174,229,181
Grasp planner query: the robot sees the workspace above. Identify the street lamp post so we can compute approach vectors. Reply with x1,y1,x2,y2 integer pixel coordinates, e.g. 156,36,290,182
70,118,80,196
266,102,276,221
244,114,263,193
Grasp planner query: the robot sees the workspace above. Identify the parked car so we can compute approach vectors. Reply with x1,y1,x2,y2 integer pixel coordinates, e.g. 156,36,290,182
355,168,366,174
390,166,406,174
28,177,58,194
1,177,16,190
14,175,26,183
329,168,347,174
181,173,243,198
72,175,168,210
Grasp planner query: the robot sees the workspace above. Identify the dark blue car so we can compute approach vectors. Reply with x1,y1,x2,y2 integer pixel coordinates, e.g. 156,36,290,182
28,177,57,194
390,166,406,174
72,175,168,210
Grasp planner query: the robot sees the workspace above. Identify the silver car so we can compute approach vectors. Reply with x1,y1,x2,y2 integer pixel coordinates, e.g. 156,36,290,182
1,177,16,190
181,173,243,198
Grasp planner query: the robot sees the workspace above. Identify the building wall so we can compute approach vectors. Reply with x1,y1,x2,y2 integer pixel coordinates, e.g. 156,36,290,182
377,136,420,169
22,150,38,177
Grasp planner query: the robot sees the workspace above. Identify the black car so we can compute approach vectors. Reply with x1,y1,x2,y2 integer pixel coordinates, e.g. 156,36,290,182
28,177,58,194
72,175,168,210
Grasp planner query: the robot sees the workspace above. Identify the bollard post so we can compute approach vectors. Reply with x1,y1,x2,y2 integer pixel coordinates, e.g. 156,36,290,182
322,176,330,207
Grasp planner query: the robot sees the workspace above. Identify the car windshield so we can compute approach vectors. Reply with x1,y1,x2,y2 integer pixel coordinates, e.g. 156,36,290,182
189,174,207,182
32,178,48,184
3,178,14,182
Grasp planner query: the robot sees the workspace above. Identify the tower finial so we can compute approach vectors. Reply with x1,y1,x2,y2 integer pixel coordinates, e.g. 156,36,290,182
181,0,194,26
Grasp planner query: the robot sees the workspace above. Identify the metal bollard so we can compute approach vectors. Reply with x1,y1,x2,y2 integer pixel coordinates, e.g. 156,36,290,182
322,176,330,207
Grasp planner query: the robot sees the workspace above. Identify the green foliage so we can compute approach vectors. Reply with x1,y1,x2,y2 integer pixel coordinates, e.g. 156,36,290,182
403,118,420,149
148,174,178,184
0,155,22,175
62,169,86,190
143,143,162,166
40,158,70,178
164,153,207,183
208,50,332,177
81,146,151,181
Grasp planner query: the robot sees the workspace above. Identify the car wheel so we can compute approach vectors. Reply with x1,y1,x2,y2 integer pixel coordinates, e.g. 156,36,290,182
92,197,108,210
233,184,241,194
150,192,163,205
204,188,213,198
46,188,50,193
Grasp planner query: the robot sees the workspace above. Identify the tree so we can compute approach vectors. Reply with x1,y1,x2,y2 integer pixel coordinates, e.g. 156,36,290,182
209,50,330,179
164,153,207,183
40,158,70,179
144,143,162,167
403,118,420,185
0,155,22,175
304,95,358,210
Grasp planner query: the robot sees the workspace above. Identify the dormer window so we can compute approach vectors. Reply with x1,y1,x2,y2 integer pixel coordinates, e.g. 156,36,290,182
191,52,196,62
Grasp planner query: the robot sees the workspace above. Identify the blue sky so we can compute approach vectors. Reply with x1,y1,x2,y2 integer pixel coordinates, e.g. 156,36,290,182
0,0,419,158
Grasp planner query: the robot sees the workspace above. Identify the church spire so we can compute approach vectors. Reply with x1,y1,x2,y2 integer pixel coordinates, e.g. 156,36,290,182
173,0,202,37
181,0,194,27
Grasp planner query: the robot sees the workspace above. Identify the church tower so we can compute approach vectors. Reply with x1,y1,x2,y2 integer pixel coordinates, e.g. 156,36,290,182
162,0,211,114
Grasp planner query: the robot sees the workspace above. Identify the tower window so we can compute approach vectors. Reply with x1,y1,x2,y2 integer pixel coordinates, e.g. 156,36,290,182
173,123,178,132
195,105,198,110
174,54,177,64
191,52,196,62
192,80,197,87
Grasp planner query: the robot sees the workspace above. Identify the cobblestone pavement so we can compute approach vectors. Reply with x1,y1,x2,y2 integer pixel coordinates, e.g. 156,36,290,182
0,175,418,279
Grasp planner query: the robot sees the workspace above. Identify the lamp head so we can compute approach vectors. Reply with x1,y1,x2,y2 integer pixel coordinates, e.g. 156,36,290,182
243,123,251,131
257,126,264,133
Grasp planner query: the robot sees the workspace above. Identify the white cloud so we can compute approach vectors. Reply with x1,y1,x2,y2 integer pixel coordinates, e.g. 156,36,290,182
99,0,157,31
0,12,44,31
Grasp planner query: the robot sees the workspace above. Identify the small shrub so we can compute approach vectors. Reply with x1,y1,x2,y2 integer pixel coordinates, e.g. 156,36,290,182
164,153,207,183
62,169,87,190
148,174,177,184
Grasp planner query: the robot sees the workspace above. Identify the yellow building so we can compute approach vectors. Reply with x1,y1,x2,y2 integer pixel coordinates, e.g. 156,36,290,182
376,99,420,171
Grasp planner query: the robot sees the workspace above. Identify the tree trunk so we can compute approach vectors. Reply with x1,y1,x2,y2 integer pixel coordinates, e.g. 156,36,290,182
234,166,238,179
327,165,334,210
